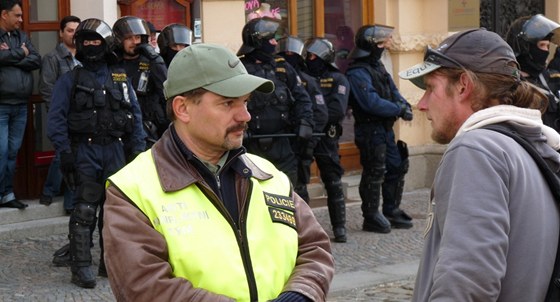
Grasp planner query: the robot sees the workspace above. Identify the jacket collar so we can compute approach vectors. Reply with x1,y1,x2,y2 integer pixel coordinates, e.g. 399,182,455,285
457,104,560,150
152,125,272,192
55,43,74,59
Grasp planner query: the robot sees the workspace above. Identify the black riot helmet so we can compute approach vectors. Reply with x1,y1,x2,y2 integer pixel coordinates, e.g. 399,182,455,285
157,23,193,56
348,24,394,59
304,37,337,69
74,18,113,62
112,16,150,47
237,17,281,56
276,36,305,68
276,35,305,56
506,14,560,58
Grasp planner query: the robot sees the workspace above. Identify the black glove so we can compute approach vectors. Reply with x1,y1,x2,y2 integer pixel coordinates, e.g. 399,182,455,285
297,120,313,141
135,43,159,60
399,102,413,121
60,151,76,191
299,139,315,160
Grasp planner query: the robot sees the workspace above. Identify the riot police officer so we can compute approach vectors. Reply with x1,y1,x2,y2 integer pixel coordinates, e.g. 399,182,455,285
47,18,146,288
113,16,168,147
505,14,560,131
303,37,350,242
157,23,193,67
238,17,314,184
276,35,328,203
346,25,413,234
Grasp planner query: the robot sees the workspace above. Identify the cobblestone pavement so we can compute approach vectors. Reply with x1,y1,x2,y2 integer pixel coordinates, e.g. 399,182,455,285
0,189,429,301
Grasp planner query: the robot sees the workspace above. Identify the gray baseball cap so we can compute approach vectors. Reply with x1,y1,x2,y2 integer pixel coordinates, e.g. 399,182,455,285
399,28,520,89
164,43,274,99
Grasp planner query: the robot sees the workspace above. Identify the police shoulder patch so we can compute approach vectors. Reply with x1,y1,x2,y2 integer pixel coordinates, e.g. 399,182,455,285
337,85,347,95
112,73,127,82
139,61,150,71
315,94,325,105
268,207,297,229
263,191,295,211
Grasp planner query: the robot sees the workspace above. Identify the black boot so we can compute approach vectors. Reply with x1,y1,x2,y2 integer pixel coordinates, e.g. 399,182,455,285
69,216,96,288
98,253,107,277
384,208,413,229
98,261,107,277
71,265,96,288
328,197,347,242
382,178,413,229
52,243,72,267
360,175,391,233
326,180,347,242
362,212,391,233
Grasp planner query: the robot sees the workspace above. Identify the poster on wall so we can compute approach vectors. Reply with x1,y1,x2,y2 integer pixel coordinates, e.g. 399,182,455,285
448,0,480,32
131,0,186,31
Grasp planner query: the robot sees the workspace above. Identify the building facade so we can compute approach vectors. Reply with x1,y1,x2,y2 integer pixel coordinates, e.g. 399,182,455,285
12,0,560,198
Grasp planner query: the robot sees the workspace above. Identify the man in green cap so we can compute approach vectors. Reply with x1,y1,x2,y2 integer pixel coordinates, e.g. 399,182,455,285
102,43,334,302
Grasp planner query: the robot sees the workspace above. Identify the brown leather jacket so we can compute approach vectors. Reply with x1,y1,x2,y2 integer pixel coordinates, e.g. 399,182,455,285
103,128,334,301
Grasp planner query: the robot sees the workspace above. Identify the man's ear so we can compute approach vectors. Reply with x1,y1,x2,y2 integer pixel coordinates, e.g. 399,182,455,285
172,95,190,123
457,72,473,99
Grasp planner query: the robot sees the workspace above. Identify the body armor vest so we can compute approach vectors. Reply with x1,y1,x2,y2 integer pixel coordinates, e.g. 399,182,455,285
67,66,134,141
122,55,168,143
347,62,393,124
244,57,295,134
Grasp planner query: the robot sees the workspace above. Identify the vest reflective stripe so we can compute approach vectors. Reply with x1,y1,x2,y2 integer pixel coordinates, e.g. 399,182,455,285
108,151,299,301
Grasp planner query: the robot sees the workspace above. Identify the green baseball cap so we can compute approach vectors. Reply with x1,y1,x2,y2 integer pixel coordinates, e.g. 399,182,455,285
164,43,274,99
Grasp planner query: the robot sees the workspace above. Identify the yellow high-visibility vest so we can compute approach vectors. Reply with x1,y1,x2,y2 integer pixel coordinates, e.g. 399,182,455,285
108,151,299,301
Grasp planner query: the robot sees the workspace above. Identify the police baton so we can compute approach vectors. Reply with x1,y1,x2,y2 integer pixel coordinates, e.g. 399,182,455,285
244,132,326,139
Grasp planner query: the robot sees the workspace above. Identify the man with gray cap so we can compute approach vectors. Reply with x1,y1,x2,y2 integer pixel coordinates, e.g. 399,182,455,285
102,44,334,302
399,28,560,301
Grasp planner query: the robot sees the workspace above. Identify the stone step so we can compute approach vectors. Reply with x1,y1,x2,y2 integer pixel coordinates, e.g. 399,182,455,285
0,196,69,241
0,196,67,226
0,175,362,241
0,216,68,240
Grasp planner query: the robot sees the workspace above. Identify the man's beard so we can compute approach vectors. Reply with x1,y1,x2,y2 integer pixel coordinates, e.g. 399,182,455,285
431,119,459,144
223,123,248,150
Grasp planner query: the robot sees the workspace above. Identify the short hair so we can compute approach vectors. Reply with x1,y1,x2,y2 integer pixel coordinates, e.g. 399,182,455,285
60,15,80,31
166,88,206,121
0,0,22,12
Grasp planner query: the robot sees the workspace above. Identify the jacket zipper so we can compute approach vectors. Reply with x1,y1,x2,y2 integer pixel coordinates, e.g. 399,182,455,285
239,180,258,301
202,150,258,301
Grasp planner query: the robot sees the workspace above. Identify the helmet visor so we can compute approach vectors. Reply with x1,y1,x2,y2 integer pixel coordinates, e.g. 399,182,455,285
277,36,304,55
170,26,193,46
253,18,280,40
521,14,560,44
78,19,113,41
365,25,394,44
117,18,149,37
305,39,335,63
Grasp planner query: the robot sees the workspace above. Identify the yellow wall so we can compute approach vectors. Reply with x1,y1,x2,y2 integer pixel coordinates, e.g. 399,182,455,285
200,0,246,52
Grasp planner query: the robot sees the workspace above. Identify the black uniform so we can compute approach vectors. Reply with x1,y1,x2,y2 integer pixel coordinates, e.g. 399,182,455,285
291,68,328,201
313,71,349,202
241,55,314,184
347,59,412,232
47,65,146,287
118,53,168,147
